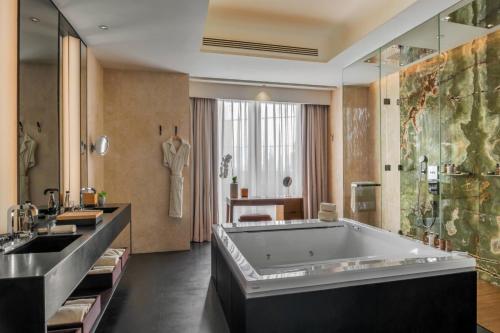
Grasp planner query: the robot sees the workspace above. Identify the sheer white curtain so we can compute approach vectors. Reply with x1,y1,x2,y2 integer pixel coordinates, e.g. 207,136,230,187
217,99,303,222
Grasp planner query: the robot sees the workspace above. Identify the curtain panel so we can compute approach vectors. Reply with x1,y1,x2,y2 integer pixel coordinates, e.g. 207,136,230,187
302,104,329,218
191,97,218,242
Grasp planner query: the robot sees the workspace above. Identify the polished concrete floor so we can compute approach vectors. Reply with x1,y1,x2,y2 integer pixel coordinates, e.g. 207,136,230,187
96,243,229,333
98,243,491,333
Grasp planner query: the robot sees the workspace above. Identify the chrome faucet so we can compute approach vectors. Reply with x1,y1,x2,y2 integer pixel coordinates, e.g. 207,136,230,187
6,202,38,238
6,204,23,237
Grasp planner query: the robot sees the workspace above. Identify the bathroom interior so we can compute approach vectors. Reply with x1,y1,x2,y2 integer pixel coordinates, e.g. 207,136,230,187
0,0,499,332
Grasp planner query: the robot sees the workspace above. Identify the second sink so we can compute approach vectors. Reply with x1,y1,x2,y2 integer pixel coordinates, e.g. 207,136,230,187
7,234,81,254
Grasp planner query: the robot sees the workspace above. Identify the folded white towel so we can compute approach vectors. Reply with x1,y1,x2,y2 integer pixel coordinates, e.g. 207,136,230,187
320,202,336,212
318,210,338,222
88,266,115,274
95,255,119,267
51,225,77,234
47,304,89,326
104,248,126,257
65,298,96,306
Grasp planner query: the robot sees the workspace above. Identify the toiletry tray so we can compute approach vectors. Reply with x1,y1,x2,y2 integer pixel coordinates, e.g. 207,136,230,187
47,295,101,333
56,211,103,227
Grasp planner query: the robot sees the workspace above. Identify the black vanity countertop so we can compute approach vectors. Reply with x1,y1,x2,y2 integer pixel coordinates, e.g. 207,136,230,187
0,203,131,328
0,203,130,279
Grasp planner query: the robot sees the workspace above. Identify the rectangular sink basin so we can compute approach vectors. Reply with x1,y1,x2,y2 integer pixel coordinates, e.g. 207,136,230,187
88,207,118,213
7,234,81,254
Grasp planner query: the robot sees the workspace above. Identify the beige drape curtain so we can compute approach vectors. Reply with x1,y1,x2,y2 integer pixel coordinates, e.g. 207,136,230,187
302,104,328,218
191,97,218,242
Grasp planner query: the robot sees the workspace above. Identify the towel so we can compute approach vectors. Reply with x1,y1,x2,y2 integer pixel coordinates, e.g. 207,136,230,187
318,210,338,222
51,225,77,234
65,298,96,306
320,202,336,212
94,255,119,267
351,182,376,213
47,304,90,326
104,248,126,257
88,266,115,274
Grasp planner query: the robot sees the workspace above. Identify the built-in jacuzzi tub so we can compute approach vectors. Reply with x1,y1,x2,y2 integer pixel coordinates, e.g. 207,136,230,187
211,219,477,333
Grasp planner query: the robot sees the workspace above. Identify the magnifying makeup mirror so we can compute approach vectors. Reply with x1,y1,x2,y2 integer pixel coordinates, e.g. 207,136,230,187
91,135,109,156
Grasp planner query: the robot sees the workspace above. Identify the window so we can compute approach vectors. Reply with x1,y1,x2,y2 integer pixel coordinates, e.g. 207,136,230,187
217,99,303,222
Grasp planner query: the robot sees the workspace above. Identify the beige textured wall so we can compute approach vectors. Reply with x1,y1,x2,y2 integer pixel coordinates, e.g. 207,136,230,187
19,63,59,206
342,86,381,227
327,88,344,217
87,49,104,191
104,69,191,253
0,0,18,233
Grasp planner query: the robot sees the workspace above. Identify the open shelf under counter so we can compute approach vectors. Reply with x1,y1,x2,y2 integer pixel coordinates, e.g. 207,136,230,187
71,261,129,333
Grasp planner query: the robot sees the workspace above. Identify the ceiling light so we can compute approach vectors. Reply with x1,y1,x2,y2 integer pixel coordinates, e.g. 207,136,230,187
30,17,40,23
98,25,109,30
486,24,494,28
443,16,451,21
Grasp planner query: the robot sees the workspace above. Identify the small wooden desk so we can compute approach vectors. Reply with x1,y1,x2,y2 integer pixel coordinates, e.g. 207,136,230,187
226,196,304,222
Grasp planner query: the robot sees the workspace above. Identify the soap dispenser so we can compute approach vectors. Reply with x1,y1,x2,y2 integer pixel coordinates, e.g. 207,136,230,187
43,188,59,215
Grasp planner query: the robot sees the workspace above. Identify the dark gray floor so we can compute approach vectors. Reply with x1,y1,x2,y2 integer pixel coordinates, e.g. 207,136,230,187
96,243,229,333
97,243,490,333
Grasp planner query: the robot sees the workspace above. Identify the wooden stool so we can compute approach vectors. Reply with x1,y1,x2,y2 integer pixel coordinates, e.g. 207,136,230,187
238,214,272,222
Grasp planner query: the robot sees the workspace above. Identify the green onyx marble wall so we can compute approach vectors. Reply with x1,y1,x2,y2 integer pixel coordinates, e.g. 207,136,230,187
400,29,500,285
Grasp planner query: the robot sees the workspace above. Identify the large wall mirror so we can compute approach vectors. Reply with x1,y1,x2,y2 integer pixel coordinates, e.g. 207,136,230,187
18,0,88,208
18,0,60,207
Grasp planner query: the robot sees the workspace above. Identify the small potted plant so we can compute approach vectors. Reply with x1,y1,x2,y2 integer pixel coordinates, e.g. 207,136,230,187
230,176,238,199
98,191,107,207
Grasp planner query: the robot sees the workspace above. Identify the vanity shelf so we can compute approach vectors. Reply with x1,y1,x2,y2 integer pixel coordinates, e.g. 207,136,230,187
71,262,128,333
481,173,500,177
440,172,473,177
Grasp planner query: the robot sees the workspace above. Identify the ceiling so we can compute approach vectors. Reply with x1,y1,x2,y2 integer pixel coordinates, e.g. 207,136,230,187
52,0,462,86
209,0,399,24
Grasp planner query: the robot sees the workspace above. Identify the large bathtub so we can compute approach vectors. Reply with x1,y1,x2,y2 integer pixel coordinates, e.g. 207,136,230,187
211,219,477,333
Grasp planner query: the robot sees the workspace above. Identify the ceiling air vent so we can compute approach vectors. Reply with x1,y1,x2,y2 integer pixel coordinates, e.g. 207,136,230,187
202,37,318,57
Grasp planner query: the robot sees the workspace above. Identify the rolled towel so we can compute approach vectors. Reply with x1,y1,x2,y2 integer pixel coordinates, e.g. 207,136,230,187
65,298,96,306
47,305,89,326
37,227,49,234
94,255,119,267
51,225,77,234
104,248,126,257
318,210,338,222
88,266,115,275
320,202,337,212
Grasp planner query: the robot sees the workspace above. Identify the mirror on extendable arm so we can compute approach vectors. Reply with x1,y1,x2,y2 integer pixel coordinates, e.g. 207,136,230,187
91,136,109,156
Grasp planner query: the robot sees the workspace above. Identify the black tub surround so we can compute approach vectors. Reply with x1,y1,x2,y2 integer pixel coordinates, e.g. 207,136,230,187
0,203,131,333
211,221,477,333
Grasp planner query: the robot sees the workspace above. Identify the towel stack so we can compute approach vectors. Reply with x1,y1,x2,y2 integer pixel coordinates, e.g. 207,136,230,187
48,298,96,326
88,248,124,275
318,202,338,222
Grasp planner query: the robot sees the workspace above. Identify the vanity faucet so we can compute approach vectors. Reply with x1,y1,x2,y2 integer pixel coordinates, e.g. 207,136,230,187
6,202,38,238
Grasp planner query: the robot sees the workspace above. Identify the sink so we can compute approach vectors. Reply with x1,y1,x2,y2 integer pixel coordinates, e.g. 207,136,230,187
87,206,118,213
7,234,81,254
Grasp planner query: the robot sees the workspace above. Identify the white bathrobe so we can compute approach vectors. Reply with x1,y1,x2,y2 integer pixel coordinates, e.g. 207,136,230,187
162,138,190,218
19,134,37,203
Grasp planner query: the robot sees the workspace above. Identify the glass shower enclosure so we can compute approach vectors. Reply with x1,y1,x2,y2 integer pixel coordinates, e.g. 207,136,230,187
342,0,500,284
